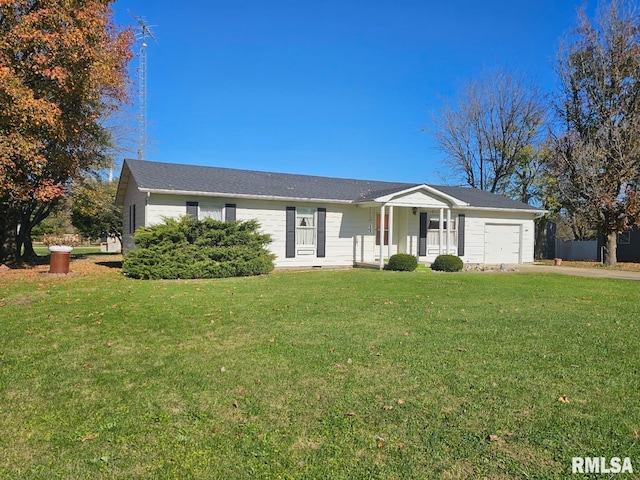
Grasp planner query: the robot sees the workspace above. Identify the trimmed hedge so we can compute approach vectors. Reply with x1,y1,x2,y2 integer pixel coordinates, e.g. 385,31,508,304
385,253,418,272
122,216,275,279
431,254,463,272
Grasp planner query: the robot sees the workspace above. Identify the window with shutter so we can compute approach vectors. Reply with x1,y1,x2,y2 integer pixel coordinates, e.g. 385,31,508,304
186,201,198,219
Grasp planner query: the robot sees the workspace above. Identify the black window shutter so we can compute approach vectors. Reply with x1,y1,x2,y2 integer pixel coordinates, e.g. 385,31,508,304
457,214,465,257
286,207,296,258
317,208,326,258
419,212,427,256
186,201,198,219
132,204,136,233
225,203,236,222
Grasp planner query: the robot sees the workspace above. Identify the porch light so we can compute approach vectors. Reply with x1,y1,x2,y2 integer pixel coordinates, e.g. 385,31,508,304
412,207,418,215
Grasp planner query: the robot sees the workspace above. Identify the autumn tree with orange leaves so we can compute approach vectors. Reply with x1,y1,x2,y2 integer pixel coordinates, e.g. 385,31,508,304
0,0,132,265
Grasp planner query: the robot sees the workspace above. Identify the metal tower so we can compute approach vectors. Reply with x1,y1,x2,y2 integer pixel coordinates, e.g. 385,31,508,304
129,11,157,160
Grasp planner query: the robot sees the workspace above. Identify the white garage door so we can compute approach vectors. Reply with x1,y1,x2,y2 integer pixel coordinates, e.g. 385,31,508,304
484,224,521,264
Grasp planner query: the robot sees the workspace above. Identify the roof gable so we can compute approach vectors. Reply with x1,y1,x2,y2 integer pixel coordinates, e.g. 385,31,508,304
369,184,469,208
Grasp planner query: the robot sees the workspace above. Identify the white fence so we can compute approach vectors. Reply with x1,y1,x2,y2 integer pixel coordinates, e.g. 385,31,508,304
554,240,598,261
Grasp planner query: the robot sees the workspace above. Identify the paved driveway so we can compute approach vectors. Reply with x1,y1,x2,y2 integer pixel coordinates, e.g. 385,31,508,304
517,264,640,281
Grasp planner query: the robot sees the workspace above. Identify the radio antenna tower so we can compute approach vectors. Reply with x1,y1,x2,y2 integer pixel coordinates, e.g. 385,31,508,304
129,11,157,160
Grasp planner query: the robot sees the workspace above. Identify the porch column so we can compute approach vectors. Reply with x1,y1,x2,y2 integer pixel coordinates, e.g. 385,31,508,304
446,208,451,254
387,205,394,261
438,208,444,255
379,204,385,270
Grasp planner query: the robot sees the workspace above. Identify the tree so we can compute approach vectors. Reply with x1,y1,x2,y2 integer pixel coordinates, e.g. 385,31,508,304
433,68,548,197
71,177,122,243
550,0,640,265
0,1,132,265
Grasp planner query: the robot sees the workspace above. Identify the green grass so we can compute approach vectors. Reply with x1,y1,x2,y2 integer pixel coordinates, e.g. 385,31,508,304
32,244,105,256
1,265,639,478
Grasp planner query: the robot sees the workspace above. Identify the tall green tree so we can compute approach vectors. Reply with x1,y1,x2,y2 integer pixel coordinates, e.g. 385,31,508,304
71,178,122,243
550,0,640,265
0,0,132,265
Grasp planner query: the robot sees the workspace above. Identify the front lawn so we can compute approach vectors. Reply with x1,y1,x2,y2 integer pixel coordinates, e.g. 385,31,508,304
31,244,106,256
0,260,638,478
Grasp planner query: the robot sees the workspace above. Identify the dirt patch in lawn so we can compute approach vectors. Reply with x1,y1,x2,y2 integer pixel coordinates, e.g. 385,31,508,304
0,254,122,280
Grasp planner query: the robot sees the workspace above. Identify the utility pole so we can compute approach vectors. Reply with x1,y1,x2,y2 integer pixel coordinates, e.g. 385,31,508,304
129,11,157,160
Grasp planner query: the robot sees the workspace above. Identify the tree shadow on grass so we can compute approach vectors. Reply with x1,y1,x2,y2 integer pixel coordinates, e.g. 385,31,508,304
95,260,123,269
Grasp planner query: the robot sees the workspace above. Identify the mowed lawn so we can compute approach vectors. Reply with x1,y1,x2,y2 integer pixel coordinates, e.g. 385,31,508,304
1,259,639,479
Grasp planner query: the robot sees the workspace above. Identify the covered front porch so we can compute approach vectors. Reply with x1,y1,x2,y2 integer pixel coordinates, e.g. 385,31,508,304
357,184,468,270
374,204,461,269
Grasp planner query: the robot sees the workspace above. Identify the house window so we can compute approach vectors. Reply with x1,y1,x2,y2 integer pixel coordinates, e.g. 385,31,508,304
129,204,136,234
618,230,631,245
427,218,457,248
375,214,389,246
199,203,223,221
186,201,198,219
296,208,315,246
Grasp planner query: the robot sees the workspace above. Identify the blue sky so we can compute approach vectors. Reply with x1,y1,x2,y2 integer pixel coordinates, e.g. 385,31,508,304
110,0,589,184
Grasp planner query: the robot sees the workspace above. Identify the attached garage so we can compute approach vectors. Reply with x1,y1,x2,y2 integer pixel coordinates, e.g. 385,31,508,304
484,224,521,264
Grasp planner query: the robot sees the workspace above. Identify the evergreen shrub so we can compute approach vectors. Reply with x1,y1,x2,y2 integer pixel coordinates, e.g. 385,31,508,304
385,253,418,271
122,216,275,279
431,254,464,272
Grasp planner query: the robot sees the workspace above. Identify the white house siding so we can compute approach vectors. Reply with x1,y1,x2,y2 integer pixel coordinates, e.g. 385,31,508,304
141,195,374,268
237,200,372,268
122,177,147,251
146,193,216,225
123,188,536,266
387,190,450,208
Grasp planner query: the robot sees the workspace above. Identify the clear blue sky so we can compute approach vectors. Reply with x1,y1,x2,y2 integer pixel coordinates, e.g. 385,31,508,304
111,0,589,184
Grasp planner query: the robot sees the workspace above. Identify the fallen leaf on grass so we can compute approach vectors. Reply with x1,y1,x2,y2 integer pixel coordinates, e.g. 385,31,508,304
487,434,500,442
633,430,640,439
558,394,570,403
344,411,356,417
81,434,98,442
382,405,394,411
397,399,405,405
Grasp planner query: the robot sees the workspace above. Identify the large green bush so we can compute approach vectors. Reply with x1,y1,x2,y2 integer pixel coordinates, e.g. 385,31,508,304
122,216,275,279
430,254,463,272
385,253,418,271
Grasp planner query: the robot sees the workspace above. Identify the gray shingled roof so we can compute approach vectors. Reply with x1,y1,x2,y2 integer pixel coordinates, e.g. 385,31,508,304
119,159,540,211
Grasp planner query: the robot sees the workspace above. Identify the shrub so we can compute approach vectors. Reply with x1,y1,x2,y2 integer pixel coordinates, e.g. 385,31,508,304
122,216,275,279
431,254,463,272
385,253,418,272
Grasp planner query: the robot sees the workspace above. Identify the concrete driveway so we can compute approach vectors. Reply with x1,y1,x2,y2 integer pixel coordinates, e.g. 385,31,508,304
517,264,640,281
